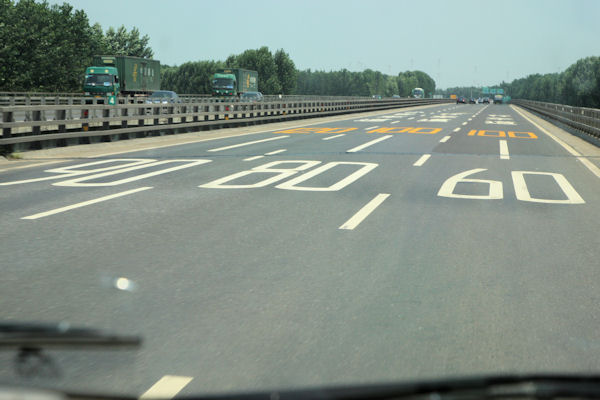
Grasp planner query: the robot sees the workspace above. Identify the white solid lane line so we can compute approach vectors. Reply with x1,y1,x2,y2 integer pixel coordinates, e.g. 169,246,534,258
339,193,390,230
453,127,461,132
462,122,468,125
440,136,451,143
512,105,600,179
322,134,346,140
22,187,153,220
264,149,286,155
346,135,392,153
208,135,288,152
139,375,194,400
413,154,431,167
243,155,264,161
499,140,510,160
365,126,379,130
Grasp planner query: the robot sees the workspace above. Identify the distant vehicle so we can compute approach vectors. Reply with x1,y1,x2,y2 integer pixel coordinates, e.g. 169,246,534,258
240,91,263,102
469,98,476,104
145,90,181,104
83,55,160,98
456,97,467,104
211,68,258,97
372,95,382,99
412,88,425,98
482,97,490,104
494,94,504,104
392,95,401,98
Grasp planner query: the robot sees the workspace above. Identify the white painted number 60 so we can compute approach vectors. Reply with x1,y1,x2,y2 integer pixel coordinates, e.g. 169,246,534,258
437,168,503,199
438,169,585,204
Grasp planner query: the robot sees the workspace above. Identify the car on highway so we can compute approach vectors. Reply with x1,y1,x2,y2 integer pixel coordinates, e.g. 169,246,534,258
482,97,490,103
469,98,476,104
456,96,467,104
145,90,182,104
240,91,263,102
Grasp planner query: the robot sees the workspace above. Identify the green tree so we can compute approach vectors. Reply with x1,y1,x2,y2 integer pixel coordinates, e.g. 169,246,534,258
226,46,281,94
0,0,104,91
561,57,600,108
103,25,154,58
273,49,297,94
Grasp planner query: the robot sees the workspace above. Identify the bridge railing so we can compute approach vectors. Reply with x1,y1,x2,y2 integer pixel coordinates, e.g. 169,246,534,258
0,92,380,106
1,97,452,152
512,99,600,139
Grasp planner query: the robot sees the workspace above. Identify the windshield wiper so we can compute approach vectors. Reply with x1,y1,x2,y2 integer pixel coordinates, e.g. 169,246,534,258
0,321,142,349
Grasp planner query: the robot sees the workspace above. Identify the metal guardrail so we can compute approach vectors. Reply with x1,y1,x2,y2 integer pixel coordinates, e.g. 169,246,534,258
0,92,380,106
512,99,600,139
0,98,451,152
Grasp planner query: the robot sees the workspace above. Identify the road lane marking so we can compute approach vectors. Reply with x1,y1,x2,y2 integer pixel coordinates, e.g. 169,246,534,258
339,193,390,230
21,187,153,220
365,126,379,130
499,140,510,160
346,135,392,153
243,155,264,161
413,154,431,167
440,136,451,143
208,136,289,152
512,105,600,179
139,375,194,400
265,149,286,155
322,134,346,140
0,160,69,173
462,122,468,125
53,160,211,187
407,117,415,120
453,127,461,132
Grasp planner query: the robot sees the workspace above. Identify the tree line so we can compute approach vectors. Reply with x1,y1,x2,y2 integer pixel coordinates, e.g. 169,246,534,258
0,0,153,92
437,57,600,108
2,0,597,107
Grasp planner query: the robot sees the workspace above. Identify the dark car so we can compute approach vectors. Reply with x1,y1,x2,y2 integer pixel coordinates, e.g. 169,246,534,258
469,98,476,104
240,91,263,102
456,96,467,104
482,97,490,104
145,90,182,104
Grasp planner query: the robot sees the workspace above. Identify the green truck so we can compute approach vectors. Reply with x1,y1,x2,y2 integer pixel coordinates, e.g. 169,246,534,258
211,68,258,97
83,55,161,98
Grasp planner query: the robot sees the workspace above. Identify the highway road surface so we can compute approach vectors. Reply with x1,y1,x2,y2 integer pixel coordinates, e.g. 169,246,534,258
1,103,600,396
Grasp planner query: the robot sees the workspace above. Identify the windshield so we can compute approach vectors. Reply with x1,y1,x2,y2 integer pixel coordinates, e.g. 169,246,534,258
212,78,234,88
84,74,113,86
2,0,600,398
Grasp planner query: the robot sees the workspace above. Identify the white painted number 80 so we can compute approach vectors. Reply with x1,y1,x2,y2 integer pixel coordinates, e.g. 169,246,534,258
200,160,378,191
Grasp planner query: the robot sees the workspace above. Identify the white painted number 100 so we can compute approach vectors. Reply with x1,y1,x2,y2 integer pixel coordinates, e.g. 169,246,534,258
438,168,585,204
200,160,378,191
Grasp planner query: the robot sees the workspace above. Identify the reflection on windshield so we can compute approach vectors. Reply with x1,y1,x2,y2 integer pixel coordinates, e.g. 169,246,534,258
212,78,234,88
84,74,113,85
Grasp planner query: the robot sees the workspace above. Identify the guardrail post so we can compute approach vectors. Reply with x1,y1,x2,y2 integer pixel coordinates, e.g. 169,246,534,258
2,109,13,139
25,97,31,121
138,104,145,135
121,106,128,128
56,107,66,133
167,106,174,125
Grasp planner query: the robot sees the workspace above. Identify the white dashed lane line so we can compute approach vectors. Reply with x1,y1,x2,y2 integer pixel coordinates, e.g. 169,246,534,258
413,154,431,167
139,375,194,400
322,134,346,141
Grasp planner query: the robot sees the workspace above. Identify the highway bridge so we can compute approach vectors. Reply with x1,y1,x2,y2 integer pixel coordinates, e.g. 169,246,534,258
1,98,600,395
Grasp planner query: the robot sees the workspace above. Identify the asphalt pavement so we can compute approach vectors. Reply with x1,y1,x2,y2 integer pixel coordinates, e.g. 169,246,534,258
1,103,600,397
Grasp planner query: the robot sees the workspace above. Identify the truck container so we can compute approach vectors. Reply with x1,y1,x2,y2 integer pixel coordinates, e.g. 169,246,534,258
211,68,258,97
83,55,161,97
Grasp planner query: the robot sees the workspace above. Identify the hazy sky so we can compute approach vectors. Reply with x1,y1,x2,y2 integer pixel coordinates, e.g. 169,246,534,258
49,0,600,89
